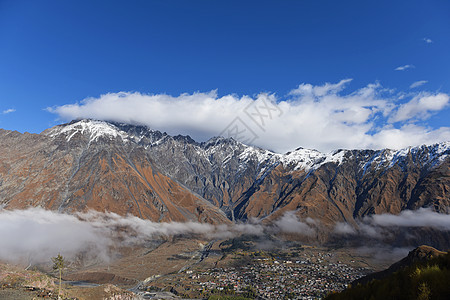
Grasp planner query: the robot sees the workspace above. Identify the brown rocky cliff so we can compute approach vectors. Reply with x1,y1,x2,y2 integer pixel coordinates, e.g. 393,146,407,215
231,149,449,224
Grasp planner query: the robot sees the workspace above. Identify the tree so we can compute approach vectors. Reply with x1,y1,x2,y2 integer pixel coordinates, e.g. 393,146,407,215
52,253,66,299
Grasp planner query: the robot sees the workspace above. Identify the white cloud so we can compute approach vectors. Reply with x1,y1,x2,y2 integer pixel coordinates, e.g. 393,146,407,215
273,211,315,236
389,93,449,122
333,208,450,240
47,80,450,153
0,208,111,264
2,108,15,114
410,80,428,89
366,124,450,150
395,64,415,71
333,222,356,235
367,208,450,230
289,78,352,97
0,208,315,264
423,38,433,44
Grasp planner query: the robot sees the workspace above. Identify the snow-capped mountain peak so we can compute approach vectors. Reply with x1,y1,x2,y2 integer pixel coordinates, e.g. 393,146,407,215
45,119,450,174
45,119,129,142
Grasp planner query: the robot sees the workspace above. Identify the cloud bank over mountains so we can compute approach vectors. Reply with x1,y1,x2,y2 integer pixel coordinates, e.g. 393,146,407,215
47,80,450,153
334,208,450,238
1,208,448,264
0,208,315,264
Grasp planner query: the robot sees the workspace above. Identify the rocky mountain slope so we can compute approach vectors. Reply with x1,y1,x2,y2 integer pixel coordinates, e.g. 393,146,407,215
1,119,449,225
0,122,229,223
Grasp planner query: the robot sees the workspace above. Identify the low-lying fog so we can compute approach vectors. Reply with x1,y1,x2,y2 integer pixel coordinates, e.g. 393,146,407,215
0,207,448,265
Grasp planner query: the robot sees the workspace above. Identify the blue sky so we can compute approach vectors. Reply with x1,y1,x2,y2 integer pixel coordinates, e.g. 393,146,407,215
1,0,449,152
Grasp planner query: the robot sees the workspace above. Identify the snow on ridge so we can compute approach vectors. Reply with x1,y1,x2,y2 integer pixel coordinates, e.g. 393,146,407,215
47,119,129,142
236,143,348,171
360,142,450,172
48,119,449,171
416,141,450,166
235,141,449,172
389,142,450,166
238,146,276,164
279,148,347,170
430,141,450,155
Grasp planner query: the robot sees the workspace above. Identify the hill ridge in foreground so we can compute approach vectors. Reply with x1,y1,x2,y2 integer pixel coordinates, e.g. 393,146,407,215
0,261,139,299
325,245,450,300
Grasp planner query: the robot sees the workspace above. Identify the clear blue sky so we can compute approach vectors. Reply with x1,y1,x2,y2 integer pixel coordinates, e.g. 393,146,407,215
0,0,449,139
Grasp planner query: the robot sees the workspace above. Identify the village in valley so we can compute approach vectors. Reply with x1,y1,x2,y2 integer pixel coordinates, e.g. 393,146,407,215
141,241,375,299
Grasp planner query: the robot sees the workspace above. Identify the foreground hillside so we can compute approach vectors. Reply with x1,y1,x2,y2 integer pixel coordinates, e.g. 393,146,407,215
0,237,384,300
325,246,450,300
0,119,449,227
0,262,138,300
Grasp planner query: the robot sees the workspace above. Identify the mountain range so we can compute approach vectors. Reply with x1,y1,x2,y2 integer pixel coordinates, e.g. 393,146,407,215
1,119,449,228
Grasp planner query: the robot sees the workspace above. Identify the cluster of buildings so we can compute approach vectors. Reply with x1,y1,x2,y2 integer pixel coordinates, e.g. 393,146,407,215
187,251,370,299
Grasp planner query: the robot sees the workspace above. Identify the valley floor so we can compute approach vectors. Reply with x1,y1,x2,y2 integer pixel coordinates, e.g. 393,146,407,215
0,237,407,299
